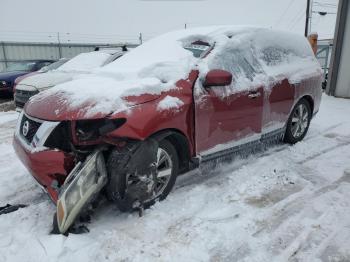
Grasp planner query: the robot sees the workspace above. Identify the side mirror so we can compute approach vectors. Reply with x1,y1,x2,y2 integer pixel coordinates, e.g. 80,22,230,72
203,69,233,87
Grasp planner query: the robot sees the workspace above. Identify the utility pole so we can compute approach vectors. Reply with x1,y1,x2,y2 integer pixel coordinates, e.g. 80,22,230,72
305,0,311,37
139,33,143,45
185,23,187,29
57,32,62,58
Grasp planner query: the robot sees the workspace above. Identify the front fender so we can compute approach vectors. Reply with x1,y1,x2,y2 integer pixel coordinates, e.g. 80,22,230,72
105,78,196,155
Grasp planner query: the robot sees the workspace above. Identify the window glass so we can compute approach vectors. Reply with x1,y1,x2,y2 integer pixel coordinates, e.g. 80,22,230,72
39,59,68,72
3,62,36,72
209,47,263,82
184,41,211,58
261,46,297,66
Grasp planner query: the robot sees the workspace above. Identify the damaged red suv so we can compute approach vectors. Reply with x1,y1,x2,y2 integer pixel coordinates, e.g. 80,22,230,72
13,26,322,234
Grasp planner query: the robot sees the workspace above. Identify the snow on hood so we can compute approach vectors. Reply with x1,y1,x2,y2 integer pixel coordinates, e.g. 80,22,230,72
28,75,171,119
157,95,184,112
15,71,77,91
27,26,321,119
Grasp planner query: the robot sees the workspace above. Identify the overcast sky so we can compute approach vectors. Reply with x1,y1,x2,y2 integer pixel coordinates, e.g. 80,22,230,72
0,0,338,44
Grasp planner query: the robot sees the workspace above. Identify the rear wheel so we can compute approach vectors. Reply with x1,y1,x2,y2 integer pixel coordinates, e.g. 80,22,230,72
106,139,179,211
284,98,312,144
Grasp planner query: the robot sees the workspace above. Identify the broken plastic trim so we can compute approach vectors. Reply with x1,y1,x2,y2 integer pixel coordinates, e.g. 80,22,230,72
56,149,108,234
75,118,126,142
0,204,27,215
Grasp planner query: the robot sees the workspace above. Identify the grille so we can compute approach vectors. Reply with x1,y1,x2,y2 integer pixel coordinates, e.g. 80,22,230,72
44,122,71,152
14,89,39,109
19,115,42,143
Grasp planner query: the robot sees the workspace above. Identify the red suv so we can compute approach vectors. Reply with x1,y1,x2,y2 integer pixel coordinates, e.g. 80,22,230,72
13,27,322,233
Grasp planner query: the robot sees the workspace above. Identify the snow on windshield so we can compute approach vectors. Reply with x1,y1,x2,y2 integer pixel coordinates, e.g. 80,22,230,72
35,26,321,116
96,28,212,81
56,51,111,72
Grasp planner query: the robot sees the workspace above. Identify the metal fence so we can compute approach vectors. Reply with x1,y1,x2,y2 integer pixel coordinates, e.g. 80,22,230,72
0,41,138,71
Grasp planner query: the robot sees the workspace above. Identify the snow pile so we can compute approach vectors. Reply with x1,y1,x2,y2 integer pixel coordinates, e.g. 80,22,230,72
56,51,111,72
0,111,18,125
157,95,184,112
32,26,321,116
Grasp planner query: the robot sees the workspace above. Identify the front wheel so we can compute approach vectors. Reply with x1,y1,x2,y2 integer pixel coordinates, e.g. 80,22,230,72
284,98,312,144
106,139,179,212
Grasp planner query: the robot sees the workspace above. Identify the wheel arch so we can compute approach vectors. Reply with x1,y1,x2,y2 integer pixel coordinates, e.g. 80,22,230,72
300,95,314,115
150,129,192,174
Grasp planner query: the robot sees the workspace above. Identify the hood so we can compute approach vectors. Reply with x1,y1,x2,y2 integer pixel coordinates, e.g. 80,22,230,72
15,71,78,91
24,74,178,121
25,90,160,121
0,71,28,83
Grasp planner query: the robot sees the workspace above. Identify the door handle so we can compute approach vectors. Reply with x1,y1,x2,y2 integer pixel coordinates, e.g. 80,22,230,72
248,92,261,99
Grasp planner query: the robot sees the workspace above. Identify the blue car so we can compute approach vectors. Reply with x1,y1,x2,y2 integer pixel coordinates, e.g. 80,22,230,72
0,60,55,97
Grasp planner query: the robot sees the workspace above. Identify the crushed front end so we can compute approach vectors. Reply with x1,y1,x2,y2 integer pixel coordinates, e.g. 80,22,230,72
13,112,76,202
13,111,132,234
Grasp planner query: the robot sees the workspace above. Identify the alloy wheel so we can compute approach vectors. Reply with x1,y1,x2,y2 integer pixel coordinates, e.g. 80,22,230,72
155,148,173,196
291,103,309,138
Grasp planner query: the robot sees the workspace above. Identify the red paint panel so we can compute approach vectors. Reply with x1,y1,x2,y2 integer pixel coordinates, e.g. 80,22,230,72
195,86,264,153
106,73,198,156
262,79,295,129
13,136,75,203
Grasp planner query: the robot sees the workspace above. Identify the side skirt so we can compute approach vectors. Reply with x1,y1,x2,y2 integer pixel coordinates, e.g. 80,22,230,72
192,128,285,168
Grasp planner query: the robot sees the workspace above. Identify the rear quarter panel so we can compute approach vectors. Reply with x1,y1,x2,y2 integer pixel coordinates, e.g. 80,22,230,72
293,75,323,116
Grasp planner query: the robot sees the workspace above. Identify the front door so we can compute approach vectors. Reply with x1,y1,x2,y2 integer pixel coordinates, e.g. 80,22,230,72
195,84,264,156
194,46,266,156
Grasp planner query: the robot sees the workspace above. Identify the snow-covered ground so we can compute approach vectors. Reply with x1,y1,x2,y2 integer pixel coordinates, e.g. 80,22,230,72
0,94,350,262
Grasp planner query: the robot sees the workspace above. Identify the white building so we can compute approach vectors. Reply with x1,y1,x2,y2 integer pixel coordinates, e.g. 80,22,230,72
326,0,350,98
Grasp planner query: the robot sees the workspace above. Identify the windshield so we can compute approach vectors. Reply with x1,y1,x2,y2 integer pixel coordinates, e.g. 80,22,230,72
57,52,111,72
3,62,36,72
184,41,211,58
39,59,68,72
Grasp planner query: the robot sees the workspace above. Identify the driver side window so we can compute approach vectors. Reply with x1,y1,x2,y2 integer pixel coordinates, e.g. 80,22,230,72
207,47,263,94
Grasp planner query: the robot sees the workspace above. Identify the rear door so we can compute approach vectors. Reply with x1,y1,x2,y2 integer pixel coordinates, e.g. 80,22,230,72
194,48,265,156
261,79,295,133
258,47,297,133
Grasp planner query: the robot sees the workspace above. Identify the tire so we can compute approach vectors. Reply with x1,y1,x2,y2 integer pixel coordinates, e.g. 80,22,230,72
106,139,179,212
51,212,60,235
284,98,312,144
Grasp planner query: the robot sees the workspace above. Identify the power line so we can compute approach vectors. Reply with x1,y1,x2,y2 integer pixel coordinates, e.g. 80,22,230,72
274,0,296,27
287,4,306,30
288,7,306,30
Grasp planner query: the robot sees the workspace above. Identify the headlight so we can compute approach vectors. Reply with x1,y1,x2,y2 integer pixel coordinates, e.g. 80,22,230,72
0,80,9,87
57,150,108,234
75,118,126,142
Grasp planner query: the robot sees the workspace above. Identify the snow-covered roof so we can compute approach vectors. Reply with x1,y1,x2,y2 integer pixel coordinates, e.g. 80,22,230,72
98,26,320,83
30,26,322,118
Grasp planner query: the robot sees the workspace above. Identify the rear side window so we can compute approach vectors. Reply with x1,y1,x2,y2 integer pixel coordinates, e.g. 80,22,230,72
261,46,297,66
231,50,262,81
